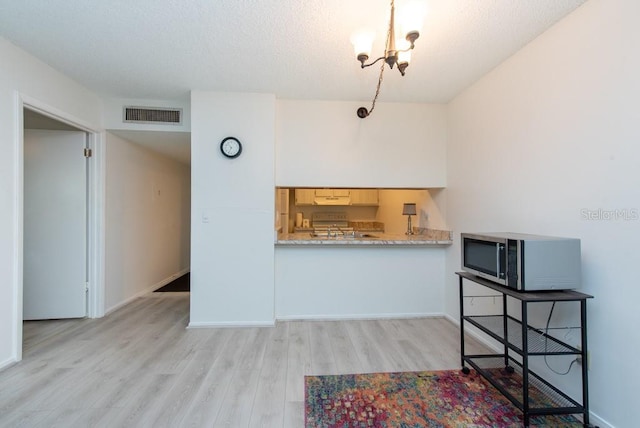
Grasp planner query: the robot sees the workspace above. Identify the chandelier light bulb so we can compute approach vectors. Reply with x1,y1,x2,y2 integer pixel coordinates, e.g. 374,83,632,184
350,31,375,60
398,0,426,37
398,49,411,65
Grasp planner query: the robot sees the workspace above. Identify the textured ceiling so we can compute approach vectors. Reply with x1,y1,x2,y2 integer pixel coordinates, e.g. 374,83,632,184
0,0,588,104
109,130,191,165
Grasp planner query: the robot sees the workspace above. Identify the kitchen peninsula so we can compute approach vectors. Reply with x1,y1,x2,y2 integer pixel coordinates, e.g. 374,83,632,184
276,228,452,246
274,187,452,320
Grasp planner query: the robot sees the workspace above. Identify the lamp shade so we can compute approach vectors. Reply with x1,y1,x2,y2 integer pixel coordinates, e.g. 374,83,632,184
398,48,411,65
350,31,375,57
402,203,417,216
398,0,426,35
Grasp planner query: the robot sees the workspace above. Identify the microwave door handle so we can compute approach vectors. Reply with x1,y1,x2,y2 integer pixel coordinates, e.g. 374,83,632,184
497,244,503,278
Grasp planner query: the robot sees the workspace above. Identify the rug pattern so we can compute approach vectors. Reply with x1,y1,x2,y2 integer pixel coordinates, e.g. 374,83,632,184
305,369,582,427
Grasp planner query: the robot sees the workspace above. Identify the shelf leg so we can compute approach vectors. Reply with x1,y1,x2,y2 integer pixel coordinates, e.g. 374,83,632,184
459,276,466,369
581,299,590,426
502,293,509,368
522,300,530,426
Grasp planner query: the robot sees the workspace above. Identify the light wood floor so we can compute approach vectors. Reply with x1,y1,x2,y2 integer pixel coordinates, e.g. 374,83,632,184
1,292,487,427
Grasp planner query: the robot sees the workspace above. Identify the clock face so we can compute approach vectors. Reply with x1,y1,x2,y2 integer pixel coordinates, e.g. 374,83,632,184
220,137,242,158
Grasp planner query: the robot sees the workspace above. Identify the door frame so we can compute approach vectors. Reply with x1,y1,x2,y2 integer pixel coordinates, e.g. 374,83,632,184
13,93,105,361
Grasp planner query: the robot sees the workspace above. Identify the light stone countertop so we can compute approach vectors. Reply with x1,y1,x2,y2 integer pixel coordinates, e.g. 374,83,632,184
275,228,453,246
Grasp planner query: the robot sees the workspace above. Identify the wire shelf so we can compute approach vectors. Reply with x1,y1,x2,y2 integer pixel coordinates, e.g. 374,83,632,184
465,355,582,411
464,315,579,354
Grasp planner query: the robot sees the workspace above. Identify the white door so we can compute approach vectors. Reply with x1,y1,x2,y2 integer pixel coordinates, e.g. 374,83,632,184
23,129,87,320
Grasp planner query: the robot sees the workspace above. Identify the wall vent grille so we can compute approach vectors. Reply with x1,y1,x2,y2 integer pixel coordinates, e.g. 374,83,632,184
123,107,182,125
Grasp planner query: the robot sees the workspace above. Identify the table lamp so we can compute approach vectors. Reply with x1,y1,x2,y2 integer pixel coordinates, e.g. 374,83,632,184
403,203,417,235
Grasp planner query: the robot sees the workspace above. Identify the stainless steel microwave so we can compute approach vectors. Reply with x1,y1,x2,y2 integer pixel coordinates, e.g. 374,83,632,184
461,232,581,291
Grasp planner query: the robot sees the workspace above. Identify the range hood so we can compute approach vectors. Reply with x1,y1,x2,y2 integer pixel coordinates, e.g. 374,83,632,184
314,196,352,205
313,189,351,205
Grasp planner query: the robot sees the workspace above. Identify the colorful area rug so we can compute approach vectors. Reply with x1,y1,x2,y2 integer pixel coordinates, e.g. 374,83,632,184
305,369,581,427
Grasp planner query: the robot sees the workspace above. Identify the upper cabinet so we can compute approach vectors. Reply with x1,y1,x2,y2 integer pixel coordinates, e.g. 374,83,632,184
294,188,379,206
350,189,379,206
315,188,350,197
294,189,316,205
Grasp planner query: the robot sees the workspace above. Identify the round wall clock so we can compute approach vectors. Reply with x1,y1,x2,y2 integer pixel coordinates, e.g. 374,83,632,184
220,137,242,158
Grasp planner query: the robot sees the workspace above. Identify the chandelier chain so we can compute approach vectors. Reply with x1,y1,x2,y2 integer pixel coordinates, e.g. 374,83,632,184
367,0,394,116
368,58,385,116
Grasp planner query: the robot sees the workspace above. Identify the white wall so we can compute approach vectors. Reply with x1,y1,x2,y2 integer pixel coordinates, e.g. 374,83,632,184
445,1,640,426
275,246,445,320
105,132,190,312
190,92,276,326
276,100,447,188
0,37,103,369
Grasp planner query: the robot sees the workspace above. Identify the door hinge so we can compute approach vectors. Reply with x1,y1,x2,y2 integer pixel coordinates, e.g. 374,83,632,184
84,148,92,158
85,282,89,293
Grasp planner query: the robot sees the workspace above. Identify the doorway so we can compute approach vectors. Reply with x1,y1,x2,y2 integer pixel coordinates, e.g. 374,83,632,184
15,100,104,361
23,111,88,320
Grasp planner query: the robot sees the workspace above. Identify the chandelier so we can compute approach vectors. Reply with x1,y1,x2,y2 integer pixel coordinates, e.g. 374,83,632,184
350,0,424,118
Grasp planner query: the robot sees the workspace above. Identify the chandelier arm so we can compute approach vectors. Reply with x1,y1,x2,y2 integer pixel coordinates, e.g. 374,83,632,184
396,45,415,54
360,56,387,69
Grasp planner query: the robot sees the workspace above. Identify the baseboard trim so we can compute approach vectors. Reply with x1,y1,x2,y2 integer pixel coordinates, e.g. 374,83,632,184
150,267,190,292
0,358,17,372
444,313,458,326
105,292,147,316
587,413,614,428
275,312,446,322
187,313,446,328
444,314,503,353
187,320,275,328
105,267,190,315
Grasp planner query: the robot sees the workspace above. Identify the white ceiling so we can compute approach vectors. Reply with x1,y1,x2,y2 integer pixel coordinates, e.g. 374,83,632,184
1,0,587,163
109,130,191,165
0,0,587,103
24,109,81,132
